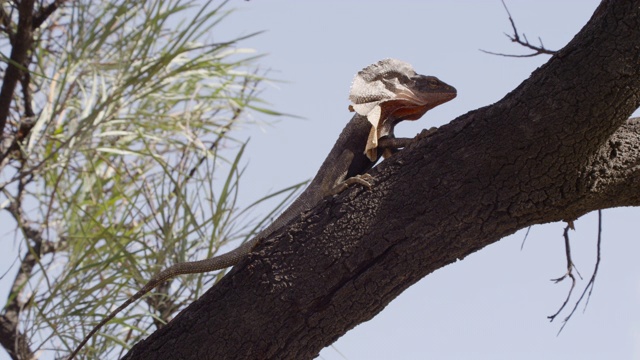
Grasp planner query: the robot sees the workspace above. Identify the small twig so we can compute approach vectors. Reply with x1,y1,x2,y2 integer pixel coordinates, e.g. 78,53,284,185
520,226,531,250
547,223,578,322
582,210,603,310
556,210,603,333
480,0,557,58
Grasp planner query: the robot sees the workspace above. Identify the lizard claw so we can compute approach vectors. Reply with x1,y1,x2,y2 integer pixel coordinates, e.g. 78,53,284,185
329,174,373,195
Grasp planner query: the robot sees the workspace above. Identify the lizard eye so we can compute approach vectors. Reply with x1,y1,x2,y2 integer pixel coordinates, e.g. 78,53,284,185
428,79,441,88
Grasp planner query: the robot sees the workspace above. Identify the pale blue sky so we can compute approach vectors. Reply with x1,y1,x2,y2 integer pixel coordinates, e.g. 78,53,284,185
3,1,639,359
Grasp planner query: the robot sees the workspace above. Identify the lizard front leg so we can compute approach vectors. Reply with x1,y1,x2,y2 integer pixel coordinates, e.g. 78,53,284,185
377,137,414,150
377,136,415,158
323,148,376,196
330,133,432,196
378,127,439,158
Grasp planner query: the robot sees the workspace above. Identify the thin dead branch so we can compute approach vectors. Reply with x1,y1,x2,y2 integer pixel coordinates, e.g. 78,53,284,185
547,223,581,322
519,226,531,250
480,0,557,58
556,210,603,333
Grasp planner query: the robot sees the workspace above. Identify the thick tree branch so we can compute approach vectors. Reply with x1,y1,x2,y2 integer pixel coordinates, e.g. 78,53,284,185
122,1,640,359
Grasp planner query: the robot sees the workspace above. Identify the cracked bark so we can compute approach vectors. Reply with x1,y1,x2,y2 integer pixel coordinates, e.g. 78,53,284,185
122,1,640,359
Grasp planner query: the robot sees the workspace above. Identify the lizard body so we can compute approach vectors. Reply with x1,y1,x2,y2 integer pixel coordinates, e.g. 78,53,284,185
69,59,456,359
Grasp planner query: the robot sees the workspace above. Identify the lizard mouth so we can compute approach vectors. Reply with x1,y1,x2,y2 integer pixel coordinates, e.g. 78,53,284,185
383,96,455,121
386,90,457,121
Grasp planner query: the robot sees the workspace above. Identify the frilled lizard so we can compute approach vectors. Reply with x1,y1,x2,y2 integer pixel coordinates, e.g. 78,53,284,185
69,58,456,359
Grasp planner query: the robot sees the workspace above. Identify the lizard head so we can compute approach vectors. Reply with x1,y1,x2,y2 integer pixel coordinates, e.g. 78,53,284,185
348,59,457,161
377,75,457,124
398,75,457,118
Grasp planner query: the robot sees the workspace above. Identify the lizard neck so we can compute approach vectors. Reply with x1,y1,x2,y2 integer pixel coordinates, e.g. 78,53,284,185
256,114,375,239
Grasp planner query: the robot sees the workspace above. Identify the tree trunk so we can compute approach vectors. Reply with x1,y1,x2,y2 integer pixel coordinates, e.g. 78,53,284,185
123,1,640,359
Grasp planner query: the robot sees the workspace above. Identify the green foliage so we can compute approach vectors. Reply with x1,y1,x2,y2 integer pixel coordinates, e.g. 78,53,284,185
0,0,302,358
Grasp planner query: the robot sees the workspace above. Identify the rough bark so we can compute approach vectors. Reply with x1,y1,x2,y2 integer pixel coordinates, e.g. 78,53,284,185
123,1,640,359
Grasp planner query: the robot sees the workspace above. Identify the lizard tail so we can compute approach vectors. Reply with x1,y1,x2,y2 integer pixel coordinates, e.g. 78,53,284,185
157,239,257,277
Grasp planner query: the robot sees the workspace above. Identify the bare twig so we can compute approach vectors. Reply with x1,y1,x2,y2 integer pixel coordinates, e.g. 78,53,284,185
556,210,603,333
547,223,580,322
480,0,557,58
520,226,531,250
